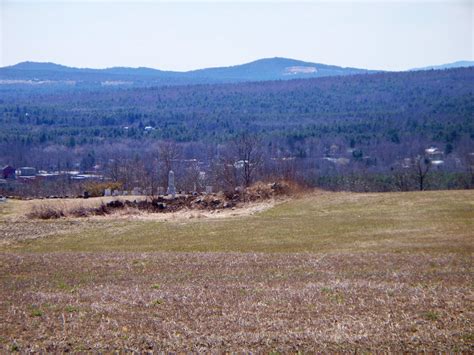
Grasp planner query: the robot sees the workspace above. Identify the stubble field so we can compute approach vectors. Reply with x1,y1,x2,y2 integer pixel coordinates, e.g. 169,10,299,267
0,190,473,351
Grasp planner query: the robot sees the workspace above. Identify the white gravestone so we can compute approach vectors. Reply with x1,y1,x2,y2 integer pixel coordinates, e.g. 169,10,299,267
167,170,176,198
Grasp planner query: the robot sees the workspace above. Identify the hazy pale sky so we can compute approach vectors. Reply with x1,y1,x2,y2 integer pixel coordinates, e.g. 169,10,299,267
1,0,472,71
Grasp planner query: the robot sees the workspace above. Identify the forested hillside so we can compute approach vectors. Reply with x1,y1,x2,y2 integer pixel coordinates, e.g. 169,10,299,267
0,67,473,192
1,68,472,144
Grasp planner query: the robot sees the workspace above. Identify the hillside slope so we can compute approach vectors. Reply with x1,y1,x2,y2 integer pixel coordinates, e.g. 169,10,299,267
1,67,472,144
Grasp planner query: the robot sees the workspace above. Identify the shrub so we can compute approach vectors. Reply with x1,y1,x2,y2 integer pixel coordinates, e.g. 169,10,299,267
27,204,64,219
69,206,91,218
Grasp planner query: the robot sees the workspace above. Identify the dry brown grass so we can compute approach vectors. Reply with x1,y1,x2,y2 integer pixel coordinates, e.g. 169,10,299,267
0,252,472,352
0,190,472,351
22,196,147,216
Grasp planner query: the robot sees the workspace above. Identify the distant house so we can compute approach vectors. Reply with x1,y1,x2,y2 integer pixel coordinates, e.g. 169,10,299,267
1,165,16,180
425,146,444,165
16,167,37,177
425,147,441,155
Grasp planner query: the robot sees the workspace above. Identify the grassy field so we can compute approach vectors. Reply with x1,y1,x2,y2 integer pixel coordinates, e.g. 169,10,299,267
0,190,473,351
1,190,472,253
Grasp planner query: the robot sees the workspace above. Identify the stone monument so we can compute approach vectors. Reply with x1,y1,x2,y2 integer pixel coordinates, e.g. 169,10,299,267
167,170,176,198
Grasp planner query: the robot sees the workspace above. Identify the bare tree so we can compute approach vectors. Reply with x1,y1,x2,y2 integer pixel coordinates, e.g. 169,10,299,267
210,145,238,192
107,158,122,183
144,157,160,198
219,160,239,192
158,141,182,187
413,155,432,191
465,153,474,189
236,134,263,187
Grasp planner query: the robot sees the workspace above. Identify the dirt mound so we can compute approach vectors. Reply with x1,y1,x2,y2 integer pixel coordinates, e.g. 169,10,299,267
26,181,299,219
243,181,295,201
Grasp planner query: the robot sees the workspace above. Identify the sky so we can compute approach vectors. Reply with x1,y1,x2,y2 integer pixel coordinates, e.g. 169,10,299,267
0,0,472,71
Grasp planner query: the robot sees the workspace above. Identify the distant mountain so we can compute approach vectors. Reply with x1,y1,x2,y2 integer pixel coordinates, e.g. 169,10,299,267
0,61,179,85
187,57,373,81
0,58,376,87
411,60,474,71
5,61,74,72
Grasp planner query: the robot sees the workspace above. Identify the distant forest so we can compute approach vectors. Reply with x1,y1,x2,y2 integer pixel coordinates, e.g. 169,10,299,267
0,67,473,193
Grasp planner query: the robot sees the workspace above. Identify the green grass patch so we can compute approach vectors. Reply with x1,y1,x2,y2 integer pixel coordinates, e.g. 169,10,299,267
55,279,79,293
30,308,43,317
151,299,164,306
65,305,79,313
10,343,20,352
423,311,440,321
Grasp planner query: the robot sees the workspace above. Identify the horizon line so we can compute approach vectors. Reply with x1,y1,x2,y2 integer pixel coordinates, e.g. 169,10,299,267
2,57,474,72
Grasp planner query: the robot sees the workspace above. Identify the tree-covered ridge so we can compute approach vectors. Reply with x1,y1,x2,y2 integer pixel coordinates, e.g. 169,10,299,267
0,67,472,145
